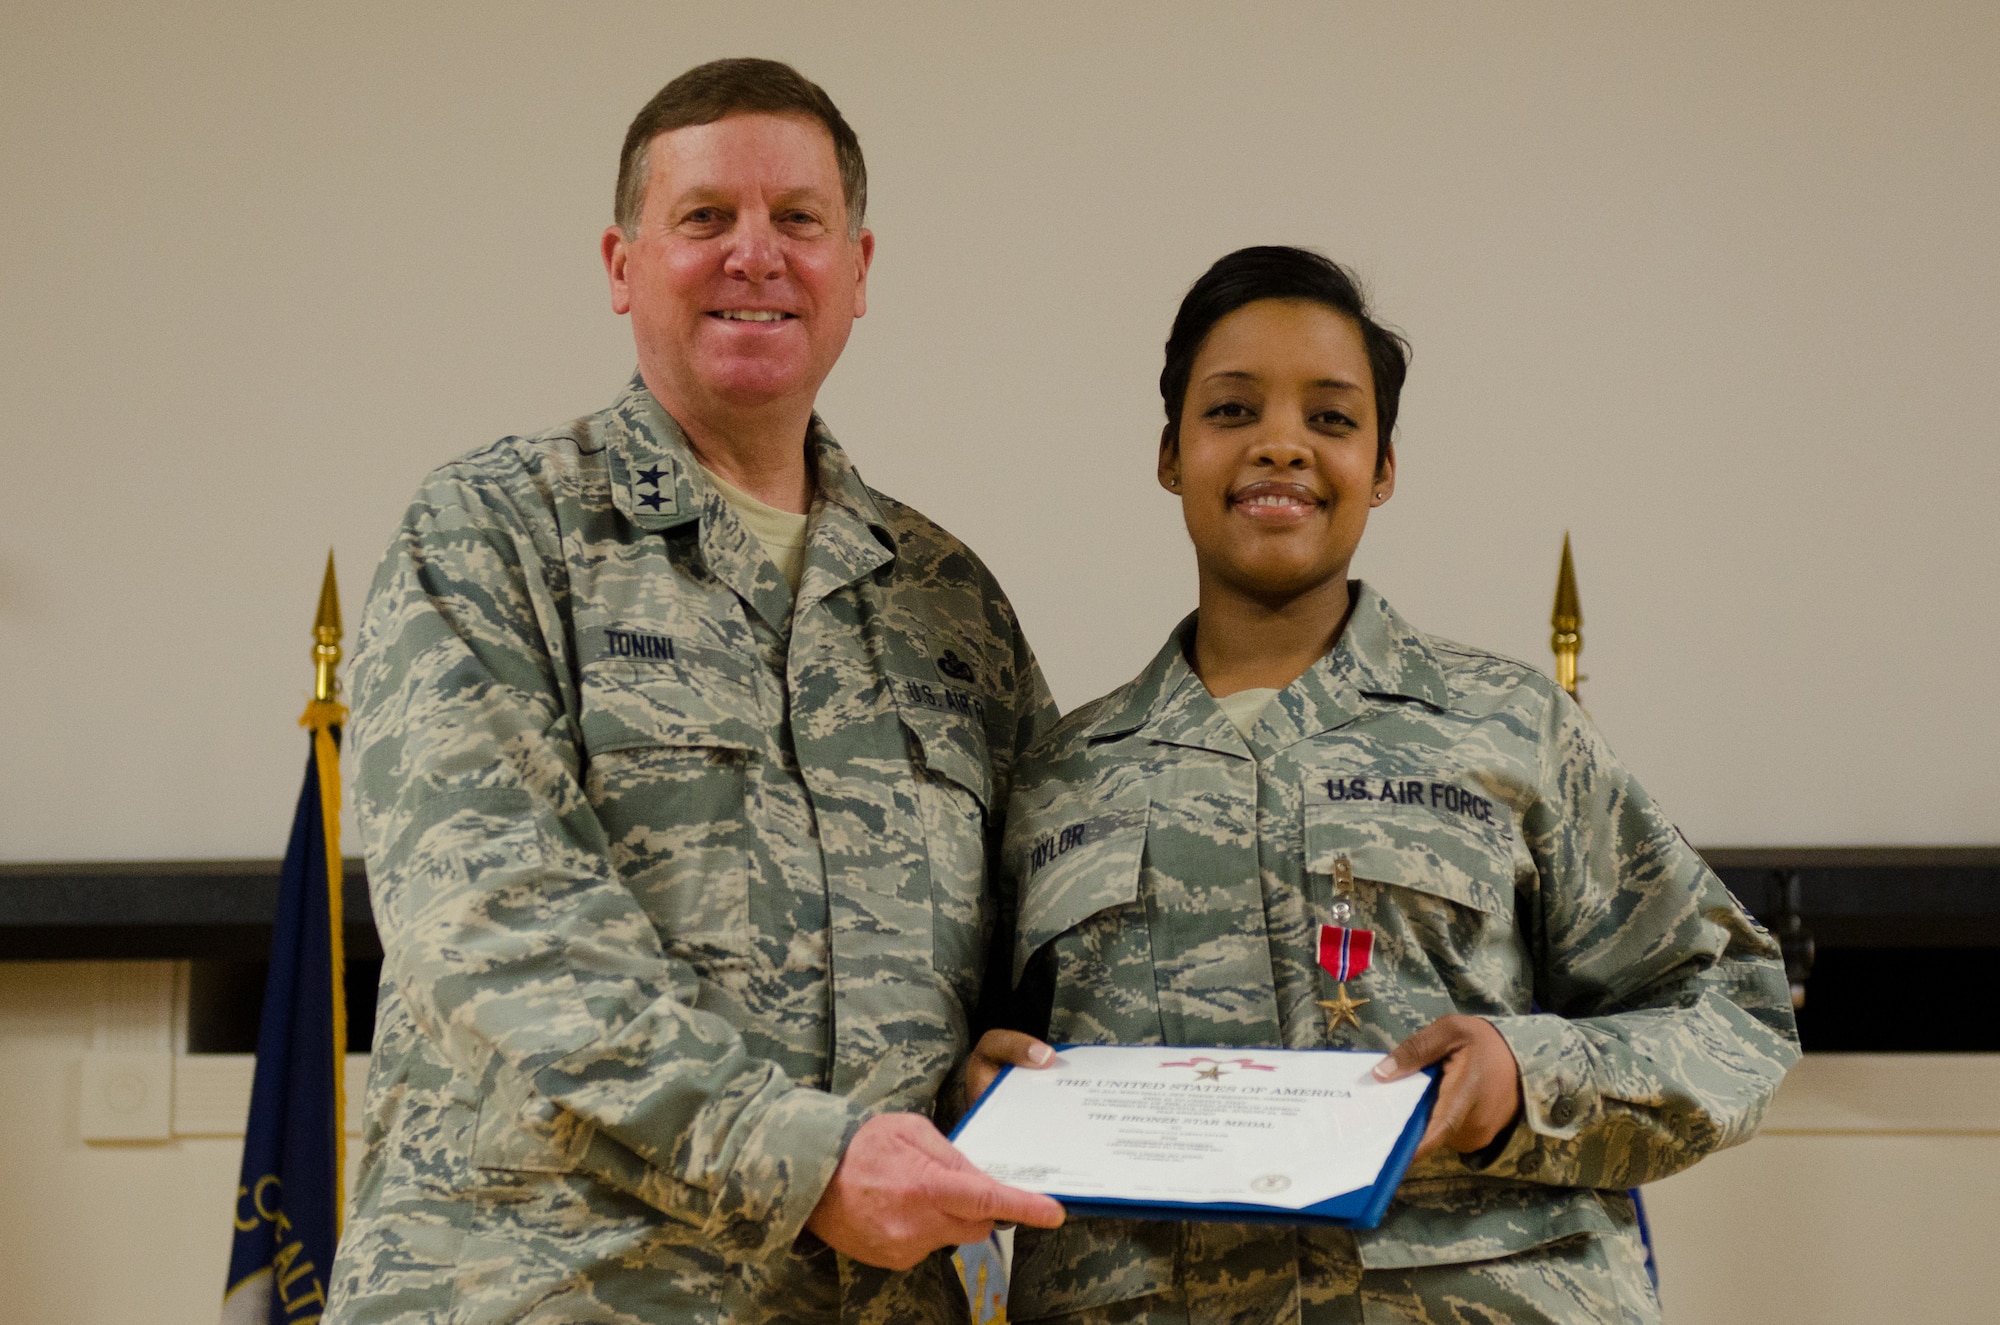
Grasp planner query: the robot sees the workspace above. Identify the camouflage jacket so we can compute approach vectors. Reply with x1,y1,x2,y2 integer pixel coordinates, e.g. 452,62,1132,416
326,376,1054,1325
1000,586,1798,1321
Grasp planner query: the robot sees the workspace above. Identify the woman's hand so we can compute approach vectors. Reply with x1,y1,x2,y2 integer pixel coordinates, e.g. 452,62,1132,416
965,1029,1055,1106
1373,1014,1522,1157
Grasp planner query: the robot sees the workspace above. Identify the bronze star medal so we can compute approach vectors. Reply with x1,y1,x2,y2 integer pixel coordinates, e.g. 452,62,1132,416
1194,1064,1224,1081
1317,984,1370,1031
1316,920,1375,1033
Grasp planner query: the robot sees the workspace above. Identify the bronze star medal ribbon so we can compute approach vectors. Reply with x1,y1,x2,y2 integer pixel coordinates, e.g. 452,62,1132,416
1316,923,1374,1031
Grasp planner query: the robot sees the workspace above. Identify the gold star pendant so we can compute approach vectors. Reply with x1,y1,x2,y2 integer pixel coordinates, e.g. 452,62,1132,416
1318,984,1369,1032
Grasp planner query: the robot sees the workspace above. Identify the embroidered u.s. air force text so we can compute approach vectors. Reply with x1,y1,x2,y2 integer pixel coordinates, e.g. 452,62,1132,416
1323,774,1497,825
893,675,987,723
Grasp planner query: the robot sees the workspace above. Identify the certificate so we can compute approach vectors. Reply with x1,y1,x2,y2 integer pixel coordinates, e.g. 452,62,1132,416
949,1046,1437,1227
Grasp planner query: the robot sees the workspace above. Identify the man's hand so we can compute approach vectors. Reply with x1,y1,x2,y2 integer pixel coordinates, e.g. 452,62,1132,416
965,1029,1055,1107
1373,1014,1523,1158
804,1112,1064,1270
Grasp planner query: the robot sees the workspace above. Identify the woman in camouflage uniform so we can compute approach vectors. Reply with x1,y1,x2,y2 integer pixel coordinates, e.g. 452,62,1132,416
967,247,1799,1325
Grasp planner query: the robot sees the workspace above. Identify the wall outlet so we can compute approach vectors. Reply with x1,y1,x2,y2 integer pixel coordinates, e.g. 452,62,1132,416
80,1051,173,1142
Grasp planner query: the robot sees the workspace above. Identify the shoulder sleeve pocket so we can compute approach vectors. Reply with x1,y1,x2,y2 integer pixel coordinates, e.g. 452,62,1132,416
1012,794,1148,986
1303,770,1514,917
471,1064,595,1174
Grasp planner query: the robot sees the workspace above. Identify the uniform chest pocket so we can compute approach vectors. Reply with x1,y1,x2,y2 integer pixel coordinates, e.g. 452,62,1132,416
578,637,762,751
893,694,996,1002
579,655,761,975
1303,772,1523,1009
1011,793,1155,1044
1302,768,1517,918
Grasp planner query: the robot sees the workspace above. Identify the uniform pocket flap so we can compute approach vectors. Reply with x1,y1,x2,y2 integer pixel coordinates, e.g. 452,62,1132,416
1303,771,1513,916
580,650,760,755
1012,796,1148,985
893,700,993,810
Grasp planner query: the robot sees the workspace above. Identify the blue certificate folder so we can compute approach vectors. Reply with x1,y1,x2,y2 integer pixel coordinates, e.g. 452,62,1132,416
949,1048,1440,1229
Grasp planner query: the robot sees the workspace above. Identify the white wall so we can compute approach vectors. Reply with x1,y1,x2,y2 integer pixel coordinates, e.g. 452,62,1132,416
2,3,1996,856
0,962,362,1322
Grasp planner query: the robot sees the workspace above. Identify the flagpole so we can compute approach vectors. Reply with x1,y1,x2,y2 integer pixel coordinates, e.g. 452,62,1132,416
221,554,353,1324
301,551,348,1227
1546,534,1656,1290
1550,533,1584,702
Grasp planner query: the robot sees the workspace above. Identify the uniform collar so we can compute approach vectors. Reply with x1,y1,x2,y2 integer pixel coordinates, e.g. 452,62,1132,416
1079,615,1245,758
1081,617,1195,742
1081,583,1451,755
604,373,895,626
1256,583,1451,753
797,413,896,609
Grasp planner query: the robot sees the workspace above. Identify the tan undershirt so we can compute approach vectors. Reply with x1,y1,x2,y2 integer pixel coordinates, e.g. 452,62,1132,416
702,466,811,595
1213,686,1281,739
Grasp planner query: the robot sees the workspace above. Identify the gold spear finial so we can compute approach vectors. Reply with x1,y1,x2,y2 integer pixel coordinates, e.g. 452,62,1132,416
303,551,347,729
1551,533,1583,700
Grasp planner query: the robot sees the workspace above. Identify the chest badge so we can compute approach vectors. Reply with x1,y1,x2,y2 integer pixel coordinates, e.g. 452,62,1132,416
936,648,976,683
1316,923,1374,1032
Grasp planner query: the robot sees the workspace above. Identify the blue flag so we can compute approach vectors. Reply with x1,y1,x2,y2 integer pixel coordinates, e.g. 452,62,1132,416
953,1233,1010,1324
222,716,348,1325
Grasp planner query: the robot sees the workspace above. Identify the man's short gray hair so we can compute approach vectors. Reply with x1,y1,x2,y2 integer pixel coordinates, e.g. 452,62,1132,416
616,58,868,240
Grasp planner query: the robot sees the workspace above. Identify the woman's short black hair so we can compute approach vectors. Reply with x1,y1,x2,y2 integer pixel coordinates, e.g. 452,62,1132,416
1159,246,1409,466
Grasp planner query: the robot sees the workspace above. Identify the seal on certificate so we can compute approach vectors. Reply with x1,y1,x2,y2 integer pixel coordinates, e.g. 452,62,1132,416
1248,1173,1292,1195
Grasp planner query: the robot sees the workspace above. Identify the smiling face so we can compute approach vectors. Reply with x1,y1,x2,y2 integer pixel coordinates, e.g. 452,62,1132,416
601,112,873,432
1160,298,1394,606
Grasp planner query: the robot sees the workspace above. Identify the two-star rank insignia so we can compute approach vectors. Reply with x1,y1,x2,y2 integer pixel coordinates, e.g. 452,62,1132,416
632,463,671,514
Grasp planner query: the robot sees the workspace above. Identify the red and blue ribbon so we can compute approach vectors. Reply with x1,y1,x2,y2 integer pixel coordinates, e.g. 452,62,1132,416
1317,924,1374,983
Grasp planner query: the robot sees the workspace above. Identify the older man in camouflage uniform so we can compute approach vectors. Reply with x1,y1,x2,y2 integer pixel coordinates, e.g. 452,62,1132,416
996,586,1800,1323
325,59,1063,1325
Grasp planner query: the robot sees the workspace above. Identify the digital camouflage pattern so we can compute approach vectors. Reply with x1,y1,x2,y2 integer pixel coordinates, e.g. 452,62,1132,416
325,375,1054,1325
1000,587,1799,1325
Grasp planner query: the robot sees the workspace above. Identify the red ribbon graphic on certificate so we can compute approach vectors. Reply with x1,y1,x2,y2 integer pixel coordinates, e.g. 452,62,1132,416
1316,924,1374,1030
1158,1055,1279,1080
